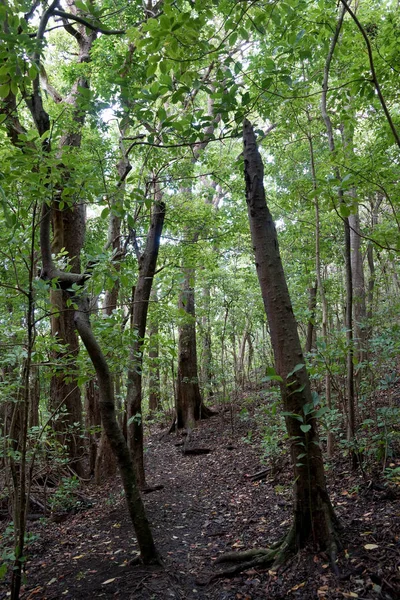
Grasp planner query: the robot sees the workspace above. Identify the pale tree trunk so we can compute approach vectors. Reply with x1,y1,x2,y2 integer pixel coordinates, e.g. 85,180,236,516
366,195,382,328
201,285,214,401
220,121,340,572
305,282,317,355
126,186,166,488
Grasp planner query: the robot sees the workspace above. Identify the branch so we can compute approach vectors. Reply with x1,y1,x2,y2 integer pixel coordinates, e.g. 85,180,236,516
53,9,125,35
339,0,400,148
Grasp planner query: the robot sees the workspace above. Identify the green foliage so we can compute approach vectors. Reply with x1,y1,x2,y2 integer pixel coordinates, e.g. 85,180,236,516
49,476,81,513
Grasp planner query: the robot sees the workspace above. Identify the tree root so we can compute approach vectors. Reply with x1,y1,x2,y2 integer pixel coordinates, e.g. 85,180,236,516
199,521,341,584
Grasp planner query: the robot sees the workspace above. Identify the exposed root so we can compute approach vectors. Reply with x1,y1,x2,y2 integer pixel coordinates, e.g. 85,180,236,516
215,548,271,564
202,519,342,584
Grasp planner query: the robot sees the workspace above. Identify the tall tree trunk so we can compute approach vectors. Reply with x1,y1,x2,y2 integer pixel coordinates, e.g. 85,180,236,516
242,120,340,562
305,282,317,355
96,143,131,483
49,13,97,476
148,289,161,413
307,119,334,457
176,267,204,428
320,6,356,452
74,297,160,564
201,285,214,400
126,190,166,488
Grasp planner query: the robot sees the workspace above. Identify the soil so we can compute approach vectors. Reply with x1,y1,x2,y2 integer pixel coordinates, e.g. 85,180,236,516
1,401,400,600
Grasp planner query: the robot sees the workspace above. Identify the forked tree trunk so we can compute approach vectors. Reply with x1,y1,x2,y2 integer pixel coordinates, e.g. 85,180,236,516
49,19,97,476
242,120,340,562
40,199,160,565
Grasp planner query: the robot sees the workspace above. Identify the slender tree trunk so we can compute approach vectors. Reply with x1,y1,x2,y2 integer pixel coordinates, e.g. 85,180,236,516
242,120,340,562
305,282,318,355
307,122,334,457
320,7,356,452
126,191,165,487
201,285,214,400
75,297,160,564
148,289,161,413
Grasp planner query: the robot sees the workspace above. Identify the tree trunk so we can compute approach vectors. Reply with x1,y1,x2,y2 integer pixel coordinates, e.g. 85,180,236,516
242,120,340,561
176,268,203,429
305,282,317,355
49,18,97,476
201,285,214,400
74,297,160,564
307,119,334,457
148,289,161,413
126,192,166,488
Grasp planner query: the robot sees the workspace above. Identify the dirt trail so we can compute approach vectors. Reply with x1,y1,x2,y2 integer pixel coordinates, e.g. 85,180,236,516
2,409,400,600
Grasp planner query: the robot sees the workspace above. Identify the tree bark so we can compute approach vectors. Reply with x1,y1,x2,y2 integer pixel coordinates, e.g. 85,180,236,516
242,120,340,560
126,192,166,488
305,282,317,355
49,10,97,476
148,289,161,414
75,297,160,564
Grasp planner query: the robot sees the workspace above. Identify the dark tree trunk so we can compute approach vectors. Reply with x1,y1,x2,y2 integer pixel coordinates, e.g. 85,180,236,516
148,289,161,413
74,297,160,564
126,195,166,488
176,268,203,429
344,218,356,444
49,21,97,477
176,269,215,429
242,120,340,562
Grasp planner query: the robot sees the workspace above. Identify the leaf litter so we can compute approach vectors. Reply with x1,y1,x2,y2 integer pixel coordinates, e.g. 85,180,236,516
4,397,400,600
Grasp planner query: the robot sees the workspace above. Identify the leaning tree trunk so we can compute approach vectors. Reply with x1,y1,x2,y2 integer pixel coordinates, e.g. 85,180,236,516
74,297,160,564
237,121,340,566
126,192,166,488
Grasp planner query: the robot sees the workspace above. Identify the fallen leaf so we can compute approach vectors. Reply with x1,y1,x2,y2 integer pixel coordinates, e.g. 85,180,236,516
47,578,57,586
72,555,85,559
102,578,116,585
364,544,379,550
290,582,305,591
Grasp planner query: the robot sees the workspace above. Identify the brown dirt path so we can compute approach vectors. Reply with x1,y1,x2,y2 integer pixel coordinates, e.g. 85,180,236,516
2,409,400,600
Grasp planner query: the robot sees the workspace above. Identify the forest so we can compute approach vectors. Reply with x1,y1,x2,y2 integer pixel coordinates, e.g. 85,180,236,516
0,0,399,598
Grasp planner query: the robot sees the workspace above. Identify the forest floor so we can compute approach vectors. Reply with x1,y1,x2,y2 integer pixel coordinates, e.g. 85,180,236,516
2,394,400,600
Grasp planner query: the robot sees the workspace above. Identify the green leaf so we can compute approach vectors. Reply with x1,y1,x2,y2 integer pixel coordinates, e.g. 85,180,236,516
101,207,110,219
146,63,157,78
287,363,304,378
339,203,351,218
300,424,311,433
0,83,10,98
